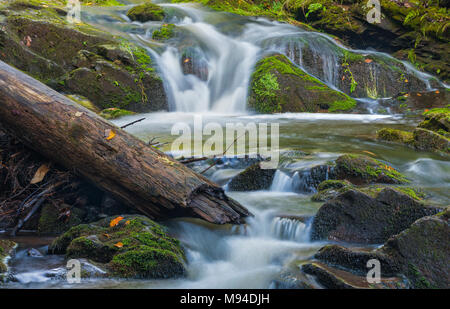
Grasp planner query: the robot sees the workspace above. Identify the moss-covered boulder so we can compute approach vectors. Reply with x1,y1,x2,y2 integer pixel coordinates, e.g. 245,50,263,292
152,23,176,41
313,208,450,288
334,154,408,185
38,203,85,235
419,108,450,134
248,54,356,113
0,1,168,112
413,128,450,153
377,128,414,145
311,187,441,244
284,0,450,83
49,215,186,279
311,180,353,202
127,2,165,22
228,163,276,191
0,240,16,277
99,108,135,120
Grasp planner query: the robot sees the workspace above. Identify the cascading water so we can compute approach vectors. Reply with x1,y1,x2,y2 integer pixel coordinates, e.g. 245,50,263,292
84,1,444,114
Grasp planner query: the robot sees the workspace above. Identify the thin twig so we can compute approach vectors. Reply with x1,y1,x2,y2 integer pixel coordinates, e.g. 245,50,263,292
120,117,146,129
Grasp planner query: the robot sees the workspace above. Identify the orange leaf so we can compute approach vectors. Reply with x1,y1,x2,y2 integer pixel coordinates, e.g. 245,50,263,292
114,242,123,248
103,233,110,238
125,220,130,225
364,59,373,63
106,129,116,140
362,150,376,157
110,216,124,227
404,79,409,83
417,93,422,96
435,90,440,94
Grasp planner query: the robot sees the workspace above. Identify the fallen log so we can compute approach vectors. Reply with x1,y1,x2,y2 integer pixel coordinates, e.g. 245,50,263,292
0,60,250,224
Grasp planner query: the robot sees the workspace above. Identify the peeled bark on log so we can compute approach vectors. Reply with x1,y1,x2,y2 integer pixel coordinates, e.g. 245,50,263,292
0,60,250,224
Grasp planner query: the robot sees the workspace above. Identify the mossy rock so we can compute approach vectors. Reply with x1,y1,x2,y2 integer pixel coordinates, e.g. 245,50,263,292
127,2,165,22
248,54,356,113
48,215,186,279
334,154,408,185
37,203,85,235
152,24,176,41
99,108,135,120
312,180,353,202
0,2,168,113
0,240,16,275
311,187,441,244
377,128,414,145
66,94,101,113
227,163,276,191
418,108,450,135
413,128,450,154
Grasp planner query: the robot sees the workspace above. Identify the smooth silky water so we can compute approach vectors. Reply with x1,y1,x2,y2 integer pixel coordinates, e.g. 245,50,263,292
1,1,449,288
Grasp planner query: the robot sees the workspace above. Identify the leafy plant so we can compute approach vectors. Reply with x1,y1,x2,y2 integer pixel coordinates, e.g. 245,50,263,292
306,3,326,18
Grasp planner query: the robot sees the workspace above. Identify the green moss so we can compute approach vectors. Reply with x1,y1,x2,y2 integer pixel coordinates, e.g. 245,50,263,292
49,215,185,279
152,24,176,40
335,154,409,184
99,108,135,119
377,128,414,144
249,54,356,113
80,0,123,6
38,203,85,235
127,2,165,22
394,187,425,201
66,94,100,113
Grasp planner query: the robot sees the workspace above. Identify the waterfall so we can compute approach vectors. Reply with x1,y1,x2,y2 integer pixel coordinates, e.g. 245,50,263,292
270,170,294,192
271,217,310,242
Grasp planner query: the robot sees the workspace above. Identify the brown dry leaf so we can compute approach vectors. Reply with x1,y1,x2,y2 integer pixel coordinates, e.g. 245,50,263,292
30,164,50,184
114,242,123,248
110,216,124,227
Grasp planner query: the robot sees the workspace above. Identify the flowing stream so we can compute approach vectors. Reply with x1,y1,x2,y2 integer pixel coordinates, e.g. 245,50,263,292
1,1,449,289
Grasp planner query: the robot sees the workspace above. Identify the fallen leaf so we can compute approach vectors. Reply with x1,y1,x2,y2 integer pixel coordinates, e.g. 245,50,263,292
114,242,123,248
125,220,130,225
362,150,376,157
110,216,124,227
30,164,50,184
103,233,110,238
184,58,190,63
405,79,409,83
75,112,83,117
417,93,422,97
435,90,440,94
364,59,373,63
106,129,116,140
424,109,429,112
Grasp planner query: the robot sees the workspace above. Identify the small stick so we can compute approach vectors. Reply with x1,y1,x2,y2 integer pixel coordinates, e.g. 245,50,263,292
200,134,244,174
120,117,146,129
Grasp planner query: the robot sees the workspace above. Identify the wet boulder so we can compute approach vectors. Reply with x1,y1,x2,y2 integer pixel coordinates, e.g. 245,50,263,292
412,128,450,154
126,2,165,22
38,203,85,235
228,163,276,191
312,208,450,288
311,180,353,202
334,154,409,185
49,215,186,279
248,54,356,113
376,128,414,145
311,187,440,244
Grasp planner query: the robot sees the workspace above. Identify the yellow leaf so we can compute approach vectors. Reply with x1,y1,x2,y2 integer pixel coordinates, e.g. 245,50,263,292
103,233,110,238
30,164,50,184
110,216,124,227
106,129,116,140
125,220,130,225
114,242,123,248
405,79,409,83
362,150,376,157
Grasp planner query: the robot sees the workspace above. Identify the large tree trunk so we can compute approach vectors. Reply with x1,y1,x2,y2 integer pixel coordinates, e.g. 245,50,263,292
0,60,250,224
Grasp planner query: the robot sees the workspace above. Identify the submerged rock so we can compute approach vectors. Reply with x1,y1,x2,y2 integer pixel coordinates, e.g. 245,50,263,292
378,108,450,154
127,2,165,22
311,208,450,288
228,162,276,191
49,215,186,279
248,54,356,113
311,187,441,244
